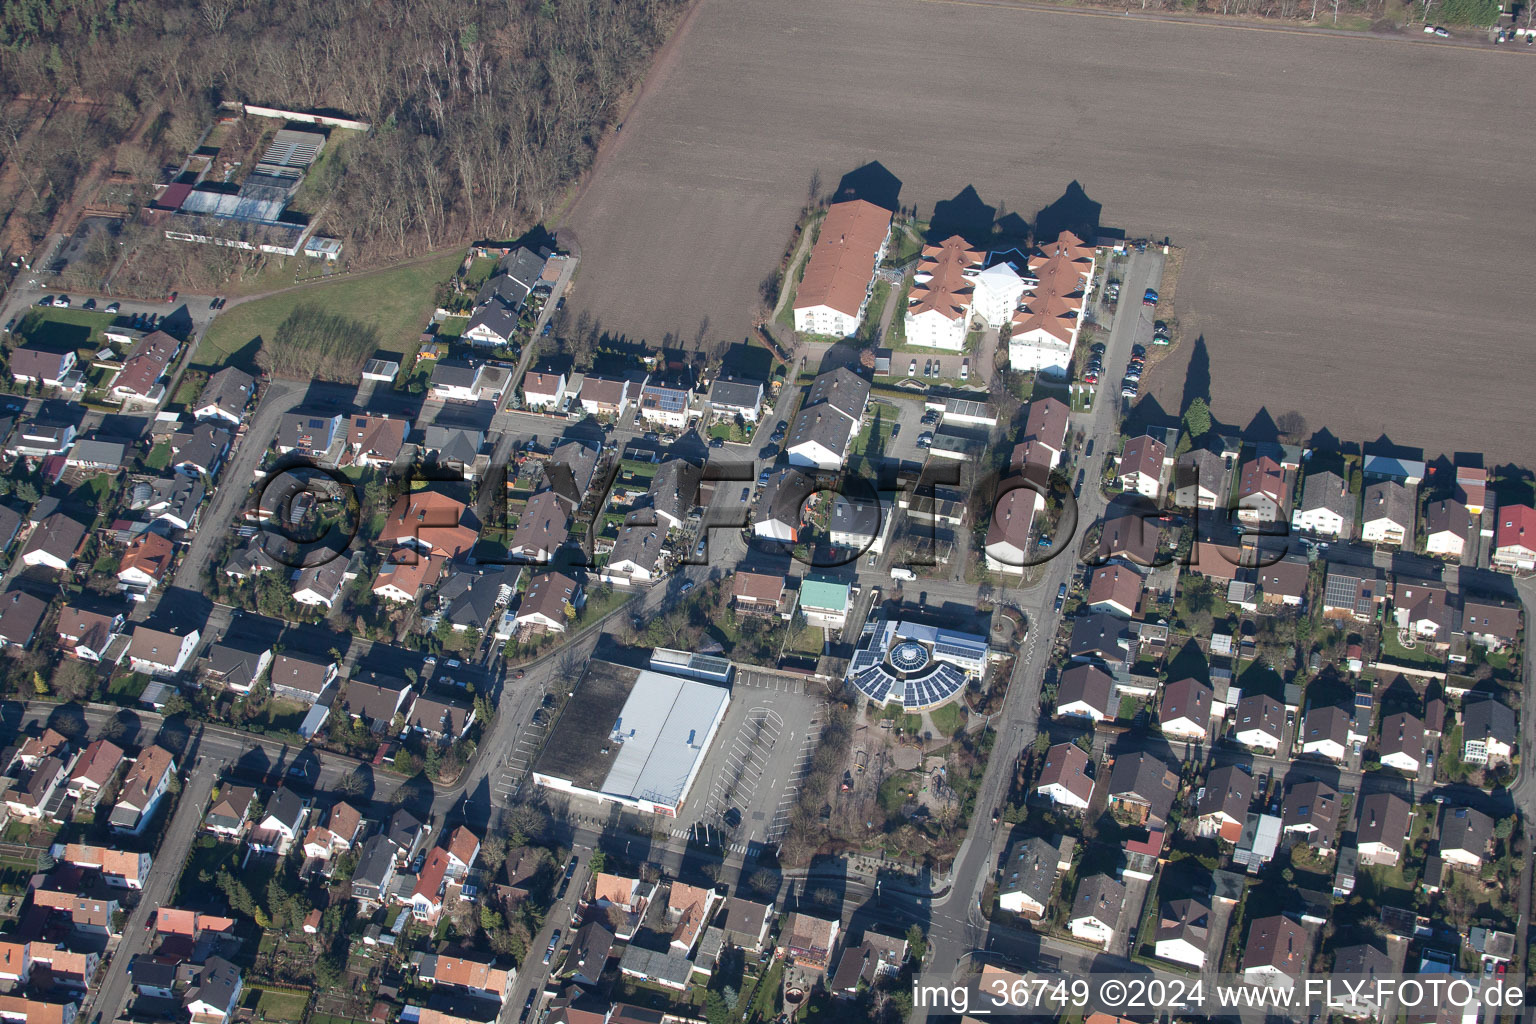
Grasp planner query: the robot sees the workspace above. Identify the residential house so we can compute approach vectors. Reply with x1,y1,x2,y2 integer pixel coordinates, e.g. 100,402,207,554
793,199,893,337
967,254,1027,329
637,382,694,430
169,422,232,478
1106,751,1178,828
786,367,869,470
983,487,1042,575
829,932,908,997
110,330,179,403
269,653,337,704
248,787,309,855
665,882,716,954
444,826,480,879
1356,792,1412,866
1154,898,1211,969
277,412,343,458
66,739,123,806
545,440,600,510
1439,805,1494,869
1242,915,1309,990
1234,694,1284,752
1293,470,1353,538
1282,779,1339,850
1322,563,1386,622
1118,434,1168,500
509,490,569,563
1425,499,1474,560
1393,580,1453,640
567,922,614,987
1254,553,1309,608
406,694,476,743
342,674,414,729
117,530,176,596
410,848,452,923
578,376,639,418
1085,564,1143,618
752,467,813,543
429,360,509,405
1462,698,1516,766
65,438,128,471
351,834,398,906
110,745,177,835
905,235,983,350
126,625,200,676
291,559,347,609
184,956,243,1024
522,371,568,410
0,590,47,648
732,571,787,617
379,490,479,560
203,638,272,694
1034,742,1094,811
1462,595,1520,649
779,912,840,972
996,836,1067,917
1360,481,1414,546
637,457,701,531
1055,664,1115,723
1173,447,1231,510
607,518,667,585
707,377,764,422
61,844,151,889
372,551,447,604
20,512,87,571
347,414,410,469
720,898,774,952
1492,505,1536,571
1096,514,1162,568
4,756,70,823
1378,712,1424,773
1008,231,1097,376
1300,705,1353,762
9,346,78,388
594,873,654,941
1021,397,1070,467
1159,677,1214,741
1456,466,1488,513
1236,456,1290,524
193,367,256,425
1068,874,1125,950
132,474,205,531
1198,765,1254,842
438,565,520,633
512,572,582,635
799,576,851,630
204,785,257,838
419,425,484,479
6,420,75,459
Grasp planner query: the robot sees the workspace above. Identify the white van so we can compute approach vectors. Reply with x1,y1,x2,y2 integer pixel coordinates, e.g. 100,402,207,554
890,566,917,581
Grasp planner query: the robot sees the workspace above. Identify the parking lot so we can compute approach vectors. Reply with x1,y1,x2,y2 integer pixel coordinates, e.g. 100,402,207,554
671,666,825,850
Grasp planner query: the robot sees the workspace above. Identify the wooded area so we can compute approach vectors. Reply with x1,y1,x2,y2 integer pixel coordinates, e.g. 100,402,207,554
0,0,688,264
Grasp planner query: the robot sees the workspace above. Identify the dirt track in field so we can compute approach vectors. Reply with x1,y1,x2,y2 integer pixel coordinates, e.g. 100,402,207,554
561,0,1536,464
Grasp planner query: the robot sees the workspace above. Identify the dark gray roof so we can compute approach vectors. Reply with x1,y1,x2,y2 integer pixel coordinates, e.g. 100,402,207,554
186,956,240,1013
206,639,267,689
1282,779,1338,838
342,676,412,723
805,366,870,423
196,366,255,417
1439,805,1494,858
1155,897,1210,949
1333,942,1392,976
431,360,479,389
787,404,854,461
421,425,485,466
755,467,814,531
1357,791,1411,852
264,786,306,831
707,378,764,412
1302,705,1352,750
1072,874,1126,927
642,457,702,525
547,440,599,505
1107,751,1178,823
466,301,520,342
354,833,396,890
998,836,1060,909
1068,613,1133,660
609,516,666,573
1463,697,1516,745
388,809,425,850
1057,664,1115,718
440,566,521,629
1298,470,1354,524
0,588,47,645
1362,480,1415,530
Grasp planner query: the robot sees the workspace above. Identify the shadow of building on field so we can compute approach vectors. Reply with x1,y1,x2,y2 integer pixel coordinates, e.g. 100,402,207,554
1242,408,1281,445
1033,181,1102,247
1492,464,1535,507
1122,395,1173,439
928,186,996,248
833,162,903,213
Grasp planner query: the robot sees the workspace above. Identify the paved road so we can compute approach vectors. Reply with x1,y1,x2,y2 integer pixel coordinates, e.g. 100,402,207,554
82,734,218,1024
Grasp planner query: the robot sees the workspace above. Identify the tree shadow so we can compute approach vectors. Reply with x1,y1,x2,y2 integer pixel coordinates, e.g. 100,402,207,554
1179,335,1212,416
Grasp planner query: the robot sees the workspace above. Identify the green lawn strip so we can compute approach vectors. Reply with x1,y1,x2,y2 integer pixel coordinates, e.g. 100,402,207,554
196,249,464,372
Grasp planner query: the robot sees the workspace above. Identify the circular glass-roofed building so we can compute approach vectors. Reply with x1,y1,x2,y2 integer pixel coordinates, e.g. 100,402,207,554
845,617,990,711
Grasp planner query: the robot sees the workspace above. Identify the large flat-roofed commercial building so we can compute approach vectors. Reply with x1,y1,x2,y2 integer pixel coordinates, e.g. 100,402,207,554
532,660,731,817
